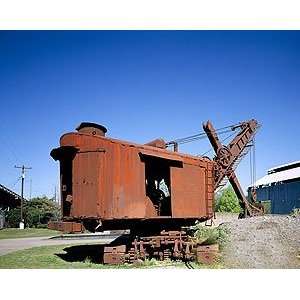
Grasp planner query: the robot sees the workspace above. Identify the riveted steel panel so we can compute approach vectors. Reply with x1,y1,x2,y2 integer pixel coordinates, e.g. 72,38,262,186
54,130,214,222
171,163,207,217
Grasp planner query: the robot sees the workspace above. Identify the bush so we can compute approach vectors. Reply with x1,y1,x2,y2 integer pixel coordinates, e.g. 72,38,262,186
193,226,219,245
191,222,230,249
260,200,271,214
6,208,22,228
215,186,242,213
290,208,300,217
6,196,61,228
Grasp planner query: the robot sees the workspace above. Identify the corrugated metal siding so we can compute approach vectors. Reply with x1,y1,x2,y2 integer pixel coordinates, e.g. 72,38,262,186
253,180,300,214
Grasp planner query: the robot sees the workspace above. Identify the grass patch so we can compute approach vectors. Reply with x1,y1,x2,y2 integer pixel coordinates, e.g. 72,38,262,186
0,228,60,240
0,244,224,269
0,244,108,269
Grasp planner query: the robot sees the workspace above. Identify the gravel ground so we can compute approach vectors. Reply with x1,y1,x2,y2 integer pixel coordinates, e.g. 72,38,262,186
211,212,239,227
221,215,300,269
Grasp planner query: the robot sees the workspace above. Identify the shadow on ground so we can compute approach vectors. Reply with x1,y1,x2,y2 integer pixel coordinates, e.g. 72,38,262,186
56,235,131,264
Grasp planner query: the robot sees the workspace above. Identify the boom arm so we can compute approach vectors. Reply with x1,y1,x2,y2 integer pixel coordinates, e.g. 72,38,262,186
203,119,262,217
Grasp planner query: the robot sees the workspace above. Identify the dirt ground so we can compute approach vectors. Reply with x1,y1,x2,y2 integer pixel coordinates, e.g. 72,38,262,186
220,215,300,268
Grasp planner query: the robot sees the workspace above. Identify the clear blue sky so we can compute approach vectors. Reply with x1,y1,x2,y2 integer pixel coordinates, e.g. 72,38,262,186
0,30,299,198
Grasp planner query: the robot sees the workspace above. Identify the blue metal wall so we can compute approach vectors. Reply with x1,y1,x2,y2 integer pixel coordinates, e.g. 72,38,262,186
253,180,300,214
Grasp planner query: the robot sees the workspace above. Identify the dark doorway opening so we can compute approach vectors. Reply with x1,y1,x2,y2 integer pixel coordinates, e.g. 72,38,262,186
60,158,73,217
143,156,172,216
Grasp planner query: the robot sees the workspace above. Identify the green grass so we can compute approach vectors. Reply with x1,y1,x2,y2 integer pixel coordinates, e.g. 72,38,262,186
0,244,223,269
0,228,60,240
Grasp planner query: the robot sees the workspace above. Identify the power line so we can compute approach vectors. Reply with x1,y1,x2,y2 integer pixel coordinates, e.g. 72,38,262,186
7,176,22,190
250,142,253,186
252,137,257,186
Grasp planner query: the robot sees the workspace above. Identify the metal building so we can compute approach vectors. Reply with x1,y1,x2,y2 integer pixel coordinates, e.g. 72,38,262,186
249,161,300,214
0,184,22,228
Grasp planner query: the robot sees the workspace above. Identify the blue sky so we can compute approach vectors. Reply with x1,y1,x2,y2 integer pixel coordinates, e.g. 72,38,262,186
0,30,299,198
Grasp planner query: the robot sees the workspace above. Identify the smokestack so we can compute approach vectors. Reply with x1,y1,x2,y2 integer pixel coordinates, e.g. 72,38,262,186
76,122,107,137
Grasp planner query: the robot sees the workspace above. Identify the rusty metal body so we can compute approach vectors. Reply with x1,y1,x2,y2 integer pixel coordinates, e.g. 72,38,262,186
196,244,219,264
51,119,261,264
102,230,218,264
203,119,263,217
51,122,214,233
48,220,84,233
104,232,188,264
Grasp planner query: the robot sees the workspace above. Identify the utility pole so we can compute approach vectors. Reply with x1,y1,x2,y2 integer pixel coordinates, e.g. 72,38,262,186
15,165,32,229
54,185,57,202
29,179,32,201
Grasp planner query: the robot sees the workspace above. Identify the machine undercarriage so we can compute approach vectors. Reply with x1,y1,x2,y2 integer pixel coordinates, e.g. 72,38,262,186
103,229,218,265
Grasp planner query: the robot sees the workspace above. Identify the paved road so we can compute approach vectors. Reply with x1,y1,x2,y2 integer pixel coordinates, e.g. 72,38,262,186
0,236,116,256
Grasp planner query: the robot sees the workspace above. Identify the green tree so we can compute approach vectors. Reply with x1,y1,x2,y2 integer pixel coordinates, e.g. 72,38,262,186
6,196,61,228
215,186,242,213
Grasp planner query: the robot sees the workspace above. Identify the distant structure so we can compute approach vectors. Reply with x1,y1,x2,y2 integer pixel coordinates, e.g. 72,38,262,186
249,161,300,214
0,184,22,228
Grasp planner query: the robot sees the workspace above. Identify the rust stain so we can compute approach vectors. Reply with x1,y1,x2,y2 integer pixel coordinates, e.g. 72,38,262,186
51,122,215,230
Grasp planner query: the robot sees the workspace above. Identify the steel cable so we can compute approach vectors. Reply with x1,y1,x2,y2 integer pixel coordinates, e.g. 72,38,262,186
166,122,241,146
199,130,238,157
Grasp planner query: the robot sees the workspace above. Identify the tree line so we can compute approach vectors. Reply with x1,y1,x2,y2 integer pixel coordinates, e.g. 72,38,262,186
5,187,242,228
5,196,61,228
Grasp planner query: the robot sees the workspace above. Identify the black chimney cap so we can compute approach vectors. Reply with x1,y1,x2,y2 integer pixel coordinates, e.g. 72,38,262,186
76,122,107,133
